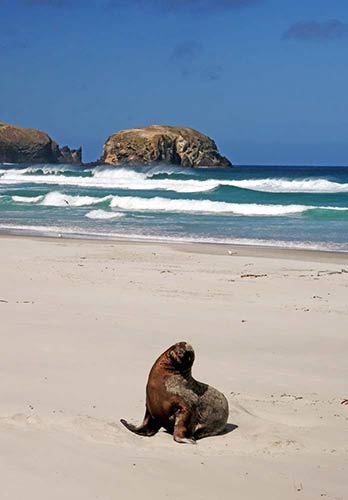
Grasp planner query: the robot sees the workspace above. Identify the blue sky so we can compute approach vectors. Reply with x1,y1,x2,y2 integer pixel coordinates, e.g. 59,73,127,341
1,0,348,165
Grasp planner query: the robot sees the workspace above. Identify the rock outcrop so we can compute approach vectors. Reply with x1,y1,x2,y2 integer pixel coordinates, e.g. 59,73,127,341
0,122,82,164
102,125,231,167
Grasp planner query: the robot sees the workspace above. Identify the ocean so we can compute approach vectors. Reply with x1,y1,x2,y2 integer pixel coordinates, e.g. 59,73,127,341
1,163,348,252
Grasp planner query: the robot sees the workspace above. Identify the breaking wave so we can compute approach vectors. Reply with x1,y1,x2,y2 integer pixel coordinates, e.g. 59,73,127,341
12,192,110,207
12,195,44,203
2,165,348,194
85,209,125,220
108,196,310,215
226,178,348,193
40,192,112,207
10,191,348,217
1,163,348,251
0,167,214,193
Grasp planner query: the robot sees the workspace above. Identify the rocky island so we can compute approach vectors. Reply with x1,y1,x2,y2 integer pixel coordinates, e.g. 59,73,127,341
0,121,81,164
0,122,231,168
102,125,231,167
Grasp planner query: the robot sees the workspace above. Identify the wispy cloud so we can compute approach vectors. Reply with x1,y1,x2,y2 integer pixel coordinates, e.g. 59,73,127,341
283,19,348,41
169,40,223,81
169,41,203,64
169,41,202,77
200,64,223,81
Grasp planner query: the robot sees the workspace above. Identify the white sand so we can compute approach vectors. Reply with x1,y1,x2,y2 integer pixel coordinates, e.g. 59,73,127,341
0,235,347,499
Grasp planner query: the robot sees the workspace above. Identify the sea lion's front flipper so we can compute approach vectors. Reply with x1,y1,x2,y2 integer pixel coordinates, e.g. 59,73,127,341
120,408,160,437
173,405,196,445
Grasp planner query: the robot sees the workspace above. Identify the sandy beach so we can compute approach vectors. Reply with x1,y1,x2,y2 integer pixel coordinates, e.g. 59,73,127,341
1,235,347,500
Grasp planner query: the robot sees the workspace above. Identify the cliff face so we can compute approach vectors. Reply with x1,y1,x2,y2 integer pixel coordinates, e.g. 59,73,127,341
102,125,231,167
0,122,82,164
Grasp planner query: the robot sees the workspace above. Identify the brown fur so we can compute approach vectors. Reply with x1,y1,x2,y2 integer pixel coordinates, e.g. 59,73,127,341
120,342,229,444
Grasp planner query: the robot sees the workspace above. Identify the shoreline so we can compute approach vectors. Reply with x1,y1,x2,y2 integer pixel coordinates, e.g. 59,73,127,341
2,163,348,259
1,230,348,264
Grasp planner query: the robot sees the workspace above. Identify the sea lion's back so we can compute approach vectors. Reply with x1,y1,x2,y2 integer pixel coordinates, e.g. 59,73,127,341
195,385,229,438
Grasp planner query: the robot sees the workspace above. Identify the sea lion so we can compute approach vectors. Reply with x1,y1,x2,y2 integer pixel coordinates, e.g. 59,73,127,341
120,341,229,444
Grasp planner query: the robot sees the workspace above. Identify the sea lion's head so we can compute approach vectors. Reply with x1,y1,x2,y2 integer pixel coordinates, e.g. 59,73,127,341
168,342,195,372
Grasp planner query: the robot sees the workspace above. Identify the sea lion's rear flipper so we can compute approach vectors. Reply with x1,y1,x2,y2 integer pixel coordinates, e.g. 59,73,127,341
120,408,160,437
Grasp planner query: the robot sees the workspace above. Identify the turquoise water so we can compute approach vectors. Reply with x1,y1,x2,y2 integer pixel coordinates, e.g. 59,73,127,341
1,163,348,251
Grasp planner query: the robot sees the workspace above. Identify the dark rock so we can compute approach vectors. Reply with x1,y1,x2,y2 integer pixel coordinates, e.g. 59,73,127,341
56,144,82,164
0,121,82,164
102,125,232,167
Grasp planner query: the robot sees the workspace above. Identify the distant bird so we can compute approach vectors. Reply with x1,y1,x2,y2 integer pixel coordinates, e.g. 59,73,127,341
341,399,348,405
64,199,70,206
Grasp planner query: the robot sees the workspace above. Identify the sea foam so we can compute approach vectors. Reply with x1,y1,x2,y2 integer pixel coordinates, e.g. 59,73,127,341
10,191,348,216
85,209,125,220
2,164,348,194
40,192,111,207
225,178,348,193
12,195,44,203
1,222,348,252
109,195,309,215
1,168,215,193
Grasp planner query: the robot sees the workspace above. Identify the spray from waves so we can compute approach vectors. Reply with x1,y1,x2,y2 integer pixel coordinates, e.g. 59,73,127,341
12,192,111,207
3,165,348,194
41,192,112,207
92,172,348,194
85,209,125,220
0,167,215,193
142,164,197,176
228,178,348,193
0,164,90,175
